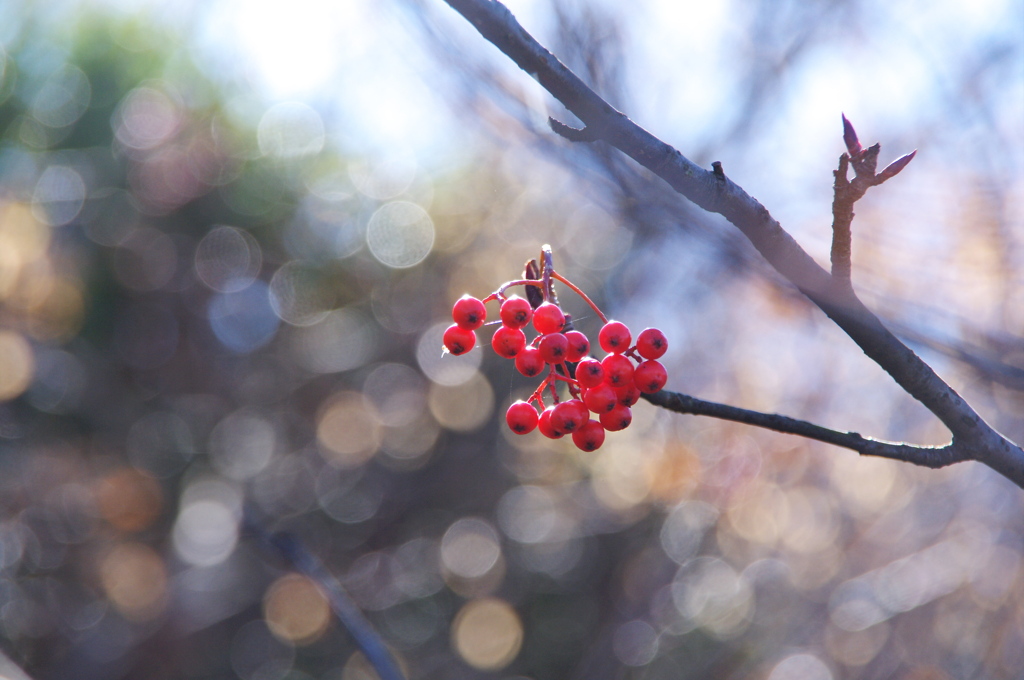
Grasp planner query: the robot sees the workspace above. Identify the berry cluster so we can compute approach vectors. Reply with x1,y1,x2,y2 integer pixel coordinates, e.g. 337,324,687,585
442,248,668,452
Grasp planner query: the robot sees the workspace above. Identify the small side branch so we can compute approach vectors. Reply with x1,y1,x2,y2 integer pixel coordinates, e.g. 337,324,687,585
642,390,966,469
830,115,917,288
830,152,855,286
549,117,599,142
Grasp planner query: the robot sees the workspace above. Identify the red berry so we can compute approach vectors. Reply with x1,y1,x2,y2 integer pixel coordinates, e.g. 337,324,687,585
506,401,539,434
533,303,565,334
575,357,605,388
452,295,486,330
538,406,564,439
600,405,632,432
634,360,667,393
550,399,588,433
583,383,617,414
515,346,546,377
572,420,606,452
601,354,634,387
492,325,526,358
443,324,476,355
636,328,668,360
564,330,590,363
500,296,533,329
598,321,631,354
538,332,569,364
615,382,641,407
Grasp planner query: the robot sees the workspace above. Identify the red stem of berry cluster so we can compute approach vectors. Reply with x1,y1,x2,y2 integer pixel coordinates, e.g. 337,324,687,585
487,245,608,323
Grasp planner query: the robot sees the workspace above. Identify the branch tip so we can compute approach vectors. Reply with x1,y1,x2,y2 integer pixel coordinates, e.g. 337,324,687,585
549,117,599,142
842,114,863,156
712,161,725,180
874,149,917,184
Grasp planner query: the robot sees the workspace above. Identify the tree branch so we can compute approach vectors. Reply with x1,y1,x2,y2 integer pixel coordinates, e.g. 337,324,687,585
441,0,1024,488
642,390,966,468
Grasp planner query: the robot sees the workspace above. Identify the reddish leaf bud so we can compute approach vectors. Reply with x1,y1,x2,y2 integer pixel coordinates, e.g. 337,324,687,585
842,114,862,157
875,150,917,184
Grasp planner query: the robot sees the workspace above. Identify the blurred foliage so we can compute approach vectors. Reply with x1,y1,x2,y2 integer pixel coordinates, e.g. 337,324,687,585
0,2,1022,680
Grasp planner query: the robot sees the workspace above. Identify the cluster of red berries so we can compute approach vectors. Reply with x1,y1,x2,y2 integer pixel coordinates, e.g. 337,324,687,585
442,265,667,452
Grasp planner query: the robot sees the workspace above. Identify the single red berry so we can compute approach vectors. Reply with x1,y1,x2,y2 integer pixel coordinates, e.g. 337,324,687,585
538,406,564,439
452,295,486,330
598,321,631,354
575,357,605,388
600,405,632,432
615,382,641,407
514,346,546,377
491,325,526,358
634,360,667,393
506,400,539,434
538,332,569,364
636,328,668,360
583,383,617,414
550,399,588,433
564,330,590,362
533,303,565,334
443,324,476,355
500,296,533,329
572,420,606,452
601,354,634,387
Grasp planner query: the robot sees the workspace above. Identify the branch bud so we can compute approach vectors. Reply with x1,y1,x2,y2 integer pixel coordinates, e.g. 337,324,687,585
842,114,863,156
874,150,917,184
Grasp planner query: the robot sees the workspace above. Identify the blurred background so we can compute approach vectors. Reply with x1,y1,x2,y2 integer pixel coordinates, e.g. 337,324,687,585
0,0,1021,678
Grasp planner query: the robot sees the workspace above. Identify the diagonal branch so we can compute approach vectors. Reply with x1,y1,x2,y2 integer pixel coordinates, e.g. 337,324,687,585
441,0,1024,488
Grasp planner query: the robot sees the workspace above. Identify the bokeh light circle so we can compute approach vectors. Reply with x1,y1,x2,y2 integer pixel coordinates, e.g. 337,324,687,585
366,201,434,269
441,517,502,580
208,280,280,353
99,542,168,622
451,598,523,671
767,653,833,680
612,619,659,667
195,225,262,293
114,86,180,151
671,557,753,639
257,101,325,159
288,307,374,374
0,330,34,401
32,64,91,129
428,372,493,432
269,260,334,326
32,165,86,226
317,392,382,468
263,573,330,645
172,480,241,567
208,409,277,481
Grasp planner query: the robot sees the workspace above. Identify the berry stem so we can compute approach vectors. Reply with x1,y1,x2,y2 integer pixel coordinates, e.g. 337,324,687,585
541,244,554,303
550,272,608,323
495,279,545,298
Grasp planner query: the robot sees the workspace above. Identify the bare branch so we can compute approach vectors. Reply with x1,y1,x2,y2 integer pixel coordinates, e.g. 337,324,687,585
442,0,1024,488
643,390,966,468
830,152,854,286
